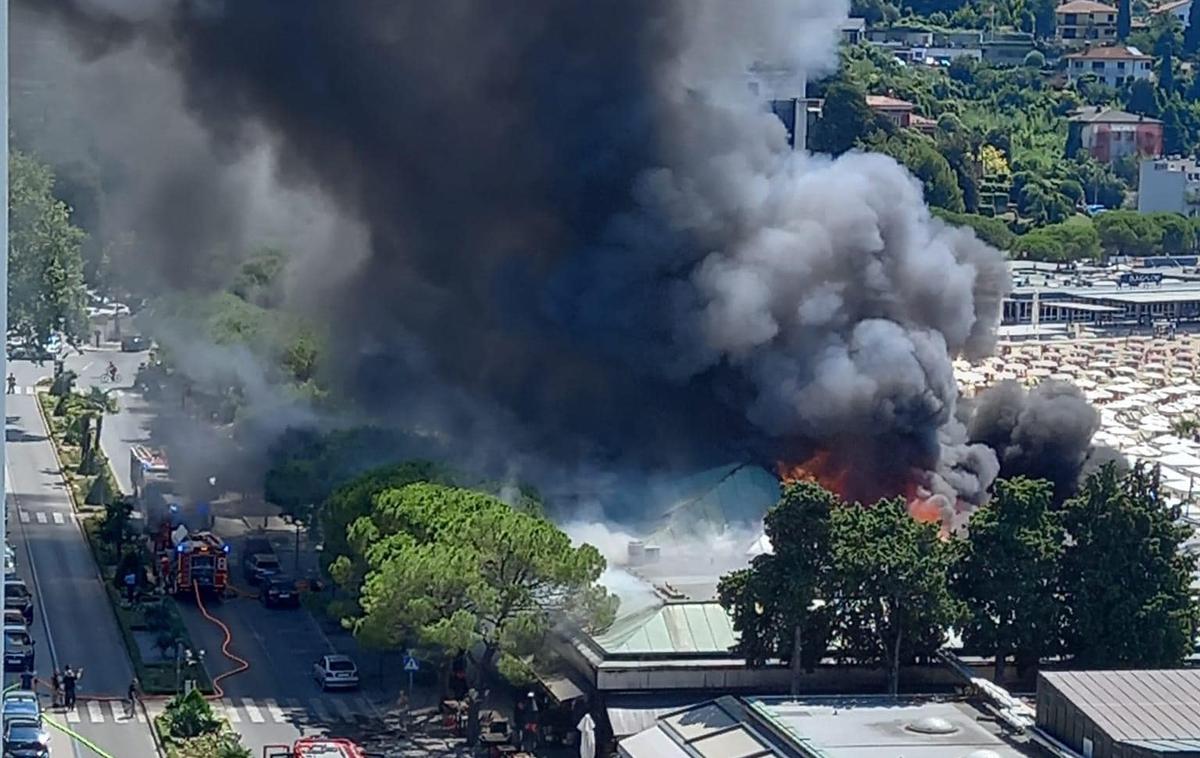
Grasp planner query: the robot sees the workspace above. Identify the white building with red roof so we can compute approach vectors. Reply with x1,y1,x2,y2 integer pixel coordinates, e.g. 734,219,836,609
1065,45,1154,88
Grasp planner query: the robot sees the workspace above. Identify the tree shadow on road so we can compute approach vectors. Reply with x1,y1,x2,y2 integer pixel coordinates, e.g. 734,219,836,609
7,429,47,443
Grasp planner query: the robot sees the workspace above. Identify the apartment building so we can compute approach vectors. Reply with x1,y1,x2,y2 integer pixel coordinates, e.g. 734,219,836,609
1055,0,1118,47
1065,45,1154,88
1139,157,1200,217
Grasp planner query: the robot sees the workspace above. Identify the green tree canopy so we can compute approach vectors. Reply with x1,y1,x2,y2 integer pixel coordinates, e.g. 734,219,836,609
1094,210,1163,255
1061,463,1198,667
830,497,963,696
335,482,617,683
1014,218,1100,262
1117,0,1131,41
809,80,875,156
932,209,1015,250
718,481,838,693
952,477,1065,681
874,134,966,212
9,149,88,347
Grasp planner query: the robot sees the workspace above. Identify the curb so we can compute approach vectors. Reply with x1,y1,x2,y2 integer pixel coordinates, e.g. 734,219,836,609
33,391,169,758
33,391,80,513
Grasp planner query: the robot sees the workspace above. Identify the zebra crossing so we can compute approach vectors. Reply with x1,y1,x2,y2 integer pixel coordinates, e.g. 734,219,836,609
14,509,71,526
51,699,148,724
6,386,39,395
130,696,382,726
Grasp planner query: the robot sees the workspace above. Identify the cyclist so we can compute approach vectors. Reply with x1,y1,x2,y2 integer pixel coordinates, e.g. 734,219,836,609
106,362,118,382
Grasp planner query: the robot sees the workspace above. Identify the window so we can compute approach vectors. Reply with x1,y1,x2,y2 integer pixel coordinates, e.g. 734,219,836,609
1092,61,1105,70
1117,61,1126,70
1064,27,1078,38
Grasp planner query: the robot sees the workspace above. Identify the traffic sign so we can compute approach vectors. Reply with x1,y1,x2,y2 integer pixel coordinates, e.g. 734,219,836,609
403,655,419,672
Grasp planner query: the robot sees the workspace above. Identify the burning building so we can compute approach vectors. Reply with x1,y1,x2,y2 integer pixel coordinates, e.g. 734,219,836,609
15,1,1022,518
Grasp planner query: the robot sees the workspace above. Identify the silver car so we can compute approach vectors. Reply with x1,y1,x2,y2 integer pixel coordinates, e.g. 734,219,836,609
312,654,359,691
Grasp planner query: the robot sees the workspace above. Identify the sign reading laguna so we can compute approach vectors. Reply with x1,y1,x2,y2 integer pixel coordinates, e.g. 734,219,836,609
1119,272,1164,287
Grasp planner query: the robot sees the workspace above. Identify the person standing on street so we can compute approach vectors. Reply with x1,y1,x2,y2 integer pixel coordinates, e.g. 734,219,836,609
125,677,141,718
6,373,15,394
19,669,34,691
63,666,80,709
50,669,62,709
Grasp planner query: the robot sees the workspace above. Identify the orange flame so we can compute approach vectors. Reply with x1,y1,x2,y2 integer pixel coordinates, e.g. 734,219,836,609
776,451,852,498
778,450,954,536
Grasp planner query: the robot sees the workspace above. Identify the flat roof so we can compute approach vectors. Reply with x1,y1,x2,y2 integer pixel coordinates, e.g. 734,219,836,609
1040,670,1200,744
1088,289,1200,303
1041,301,1123,312
620,696,1038,757
748,697,1037,757
997,324,1071,337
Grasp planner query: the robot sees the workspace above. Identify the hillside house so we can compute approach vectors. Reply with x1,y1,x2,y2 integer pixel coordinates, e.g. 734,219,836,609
1065,45,1154,87
1056,0,1119,47
1068,106,1163,163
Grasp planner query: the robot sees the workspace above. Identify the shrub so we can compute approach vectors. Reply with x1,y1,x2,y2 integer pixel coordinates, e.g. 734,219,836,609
161,690,221,739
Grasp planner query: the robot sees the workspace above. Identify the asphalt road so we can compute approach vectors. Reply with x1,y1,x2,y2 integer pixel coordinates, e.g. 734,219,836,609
5,356,159,758
61,346,407,754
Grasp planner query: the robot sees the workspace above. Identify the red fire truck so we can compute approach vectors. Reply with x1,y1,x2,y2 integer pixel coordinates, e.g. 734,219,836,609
263,738,382,758
154,524,230,597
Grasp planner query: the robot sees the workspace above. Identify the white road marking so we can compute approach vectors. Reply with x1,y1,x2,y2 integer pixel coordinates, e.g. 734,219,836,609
87,700,103,723
242,698,264,723
222,698,241,723
65,706,80,723
309,698,332,723
52,512,64,525
17,510,29,524
266,699,287,723
331,698,356,721
35,511,47,524
108,700,126,722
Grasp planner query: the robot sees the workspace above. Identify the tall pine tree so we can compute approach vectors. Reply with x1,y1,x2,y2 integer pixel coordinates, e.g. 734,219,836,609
1160,45,1176,95
1117,0,1131,41
1186,0,1200,56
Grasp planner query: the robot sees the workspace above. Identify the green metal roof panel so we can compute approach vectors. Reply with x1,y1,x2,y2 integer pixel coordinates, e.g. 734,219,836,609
594,602,739,655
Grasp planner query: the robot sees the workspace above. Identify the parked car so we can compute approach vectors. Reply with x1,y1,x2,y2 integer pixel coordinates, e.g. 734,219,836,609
3,717,49,758
4,580,33,624
260,575,301,609
7,341,52,363
120,335,149,352
4,610,27,628
2,690,42,725
312,654,359,691
3,625,34,671
243,553,281,587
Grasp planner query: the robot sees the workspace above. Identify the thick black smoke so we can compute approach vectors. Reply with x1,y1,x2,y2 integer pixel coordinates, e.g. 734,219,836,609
966,380,1113,500
20,1,1010,515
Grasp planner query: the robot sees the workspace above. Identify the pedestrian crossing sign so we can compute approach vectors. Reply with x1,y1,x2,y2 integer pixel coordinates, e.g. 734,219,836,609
403,655,419,672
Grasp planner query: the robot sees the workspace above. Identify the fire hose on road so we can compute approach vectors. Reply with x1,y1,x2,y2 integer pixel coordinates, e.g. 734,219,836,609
192,581,250,699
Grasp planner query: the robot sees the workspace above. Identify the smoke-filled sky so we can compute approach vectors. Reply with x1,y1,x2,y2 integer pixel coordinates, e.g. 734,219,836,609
18,0,1018,519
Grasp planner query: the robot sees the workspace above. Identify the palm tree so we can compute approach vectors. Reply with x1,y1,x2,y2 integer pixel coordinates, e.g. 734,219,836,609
78,387,117,475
